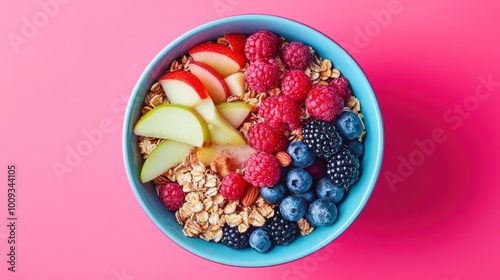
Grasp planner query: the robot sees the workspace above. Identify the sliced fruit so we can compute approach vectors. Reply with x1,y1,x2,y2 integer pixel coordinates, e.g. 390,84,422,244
140,140,193,183
159,70,208,107
189,61,230,104
133,104,211,147
198,144,256,168
216,101,252,129
224,72,246,97
188,42,246,77
195,99,246,145
158,70,246,145
225,33,246,57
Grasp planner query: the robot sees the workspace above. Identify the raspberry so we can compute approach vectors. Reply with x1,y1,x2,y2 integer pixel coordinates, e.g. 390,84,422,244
245,58,280,93
259,96,301,130
305,84,344,122
257,121,289,151
244,30,279,62
277,135,290,152
219,173,248,201
329,77,353,102
157,183,185,211
281,70,311,103
249,122,288,153
280,41,311,70
244,152,281,187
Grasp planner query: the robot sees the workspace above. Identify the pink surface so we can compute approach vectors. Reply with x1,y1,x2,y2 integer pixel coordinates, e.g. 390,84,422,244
1,0,499,279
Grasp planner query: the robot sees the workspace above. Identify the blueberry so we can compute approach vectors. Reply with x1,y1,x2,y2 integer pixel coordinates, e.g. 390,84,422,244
287,141,316,168
249,228,272,253
316,178,345,204
306,198,338,227
291,189,317,205
286,168,312,194
347,140,364,159
260,183,287,204
279,196,307,222
336,111,363,140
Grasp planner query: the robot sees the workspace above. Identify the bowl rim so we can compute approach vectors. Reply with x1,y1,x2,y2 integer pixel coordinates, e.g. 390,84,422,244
123,13,384,267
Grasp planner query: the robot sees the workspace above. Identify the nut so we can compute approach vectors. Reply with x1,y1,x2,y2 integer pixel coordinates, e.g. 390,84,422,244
241,186,260,207
297,218,314,236
275,151,292,167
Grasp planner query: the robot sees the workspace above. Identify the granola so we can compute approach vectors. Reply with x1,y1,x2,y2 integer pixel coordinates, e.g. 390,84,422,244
164,149,275,239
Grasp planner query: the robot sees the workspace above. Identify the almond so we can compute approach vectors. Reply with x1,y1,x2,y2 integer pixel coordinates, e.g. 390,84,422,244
241,186,260,207
275,151,292,167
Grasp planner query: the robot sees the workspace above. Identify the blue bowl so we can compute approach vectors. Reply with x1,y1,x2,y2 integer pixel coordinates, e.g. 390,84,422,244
123,14,383,267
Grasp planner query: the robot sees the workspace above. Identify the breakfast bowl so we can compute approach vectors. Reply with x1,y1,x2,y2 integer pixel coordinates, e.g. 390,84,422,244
123,14,383,267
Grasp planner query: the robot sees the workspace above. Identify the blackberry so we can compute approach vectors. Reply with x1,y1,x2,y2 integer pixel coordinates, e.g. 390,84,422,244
302,120,342,159
221,226,251,249
265,209,299,245
326,147,360,189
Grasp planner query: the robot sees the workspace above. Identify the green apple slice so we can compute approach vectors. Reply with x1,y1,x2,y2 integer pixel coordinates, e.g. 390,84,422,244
194,99,246,145
216,101,252,129
133,104,211,147
140,140,194,183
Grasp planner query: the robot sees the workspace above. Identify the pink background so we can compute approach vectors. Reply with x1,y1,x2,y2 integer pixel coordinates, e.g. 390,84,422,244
1,0,499,279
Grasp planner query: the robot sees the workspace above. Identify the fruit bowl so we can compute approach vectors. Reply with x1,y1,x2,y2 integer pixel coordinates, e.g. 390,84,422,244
123,14,383,267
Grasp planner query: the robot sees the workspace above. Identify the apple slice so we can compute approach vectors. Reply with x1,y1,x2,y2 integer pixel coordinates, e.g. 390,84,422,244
140,140,194,183
158,70,246,145
133,104,211,147
195,99,246,145
198,144,256,168
216,101,252,129
224,72,246,97
225,33,246,57
189,61,230,104
188,42,246,78
159,70,209,107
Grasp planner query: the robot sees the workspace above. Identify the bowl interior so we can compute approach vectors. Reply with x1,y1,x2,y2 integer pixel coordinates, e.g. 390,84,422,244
123,14,383,267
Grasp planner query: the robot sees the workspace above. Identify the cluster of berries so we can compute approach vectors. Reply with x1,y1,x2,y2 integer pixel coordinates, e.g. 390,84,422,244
219,131,364,253
242,30,364,194
156,29,366,254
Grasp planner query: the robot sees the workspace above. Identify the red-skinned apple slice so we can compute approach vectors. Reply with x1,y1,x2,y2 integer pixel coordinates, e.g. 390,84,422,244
159,70,208,107
188,42,246,78
189,61,230,104
225,33,246,57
